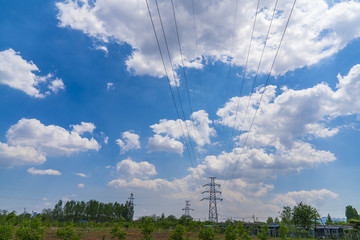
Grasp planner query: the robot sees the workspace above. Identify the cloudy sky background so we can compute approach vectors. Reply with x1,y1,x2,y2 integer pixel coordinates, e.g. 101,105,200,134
1,0,360,221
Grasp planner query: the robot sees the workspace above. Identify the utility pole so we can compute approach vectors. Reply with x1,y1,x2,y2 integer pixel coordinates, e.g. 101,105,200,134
201,177,223,223
182,200,194,218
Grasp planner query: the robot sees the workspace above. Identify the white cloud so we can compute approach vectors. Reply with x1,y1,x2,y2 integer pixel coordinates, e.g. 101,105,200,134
56,0,360,80
116,130,140,154
78,183,85,188
0,143,46,167
115,157,156,179
6,118,100,157
150,110,216,149
71,122,96,135
76,172,89,177
27,167,62,176
106,82,114,90
272,189,338,207
95,45,108,55
0,49,64,97
147,134,183,155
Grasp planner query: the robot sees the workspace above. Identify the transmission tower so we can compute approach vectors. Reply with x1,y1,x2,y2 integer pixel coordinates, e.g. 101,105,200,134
201,177,223,223
182,200,194,218
128,193,134,208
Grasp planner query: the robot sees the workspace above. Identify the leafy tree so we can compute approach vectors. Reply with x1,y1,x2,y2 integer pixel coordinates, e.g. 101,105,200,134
53,200,64,221
274,217,280,224
110,224,127,240
198,227,217,240
279,225,288,240
266,217,274,224
281,206,293,225
169,224,185,240
292,202,319,230
15,217,46,240
326,214,333,225
237,223,251,240
346,206,360,222
0,224,13,240
141,217,155,240
224,225,237,240
257,224,269,240
56,221,81,240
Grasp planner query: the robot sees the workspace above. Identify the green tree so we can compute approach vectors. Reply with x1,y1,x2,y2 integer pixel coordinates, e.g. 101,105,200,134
346,206,360,222
15,217,46,240
326,214,333,225
110,224,127,240
257,224,269,240
198,227,217,240
169,224,185,240
141,217,155,240
266,217,274,224
274,217,280,224
279,225,288,240
0,224,13,240
237,223,251,240
292,202,319,230
280,206,293,225
224,225,237,240
56,221,81,240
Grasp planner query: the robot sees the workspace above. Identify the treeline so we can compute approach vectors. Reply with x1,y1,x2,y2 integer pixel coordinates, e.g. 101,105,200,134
40,199,134,223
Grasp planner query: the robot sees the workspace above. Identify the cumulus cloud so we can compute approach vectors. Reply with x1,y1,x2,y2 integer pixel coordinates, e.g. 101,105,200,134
272,189,338,207
0,49,64,97
0,143,46,167
56,0,360,81
115,157,157,179
27,167,62,176
106,82,114,90
78,183,85,188
116,131,141,154
6,118,100,157
71,122,96,135
147,134,183,155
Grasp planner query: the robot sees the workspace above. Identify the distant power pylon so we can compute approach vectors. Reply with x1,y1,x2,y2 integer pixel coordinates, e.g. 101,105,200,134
201,177,223,223
128,193,134,208
182,200,194,217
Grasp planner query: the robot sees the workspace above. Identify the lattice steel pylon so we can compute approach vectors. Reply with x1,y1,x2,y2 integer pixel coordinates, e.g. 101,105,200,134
128,193,134,208
182,200,194,217
201,177,223,223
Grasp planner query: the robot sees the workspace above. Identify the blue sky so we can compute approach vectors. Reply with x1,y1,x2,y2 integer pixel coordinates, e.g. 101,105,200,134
1,0,360,221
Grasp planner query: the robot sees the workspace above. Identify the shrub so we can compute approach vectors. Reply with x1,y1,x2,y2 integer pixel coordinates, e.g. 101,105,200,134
110,224,127,240
169,224,185,240
198,227,217,240
257,224,269,240
141,217,155,240
237,223,251,240
56,222,81,240
0,224,13,240
224,225,237,240
15,217,46,240
279,225,288,240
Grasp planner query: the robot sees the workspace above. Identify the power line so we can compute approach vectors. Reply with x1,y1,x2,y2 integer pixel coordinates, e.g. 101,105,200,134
145,0,201,188
223,0,278,183
226,0,297,189
221,0,261,180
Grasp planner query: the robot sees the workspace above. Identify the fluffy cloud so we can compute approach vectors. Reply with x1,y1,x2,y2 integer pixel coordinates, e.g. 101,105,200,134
76,172,89,177
27,167,62,176
148,110,215,155
147,134,183,155
0,143,46,167
56,0,360,81
71,122,96,135
0,49,64,97
78,183,85,188
116,131,141,154
6,118,100,157
272,189,338,207
115,157,157,179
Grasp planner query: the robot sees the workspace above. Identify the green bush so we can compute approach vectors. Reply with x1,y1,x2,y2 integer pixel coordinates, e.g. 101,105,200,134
257,224,269,240
15,217,46,240
224,225,237,240
56,222,81,240
198,227,217,240
141,217,155,240
0,224,13,240
169,224,185,240
279,225,288,240
237,223,251,240
110,224,127,240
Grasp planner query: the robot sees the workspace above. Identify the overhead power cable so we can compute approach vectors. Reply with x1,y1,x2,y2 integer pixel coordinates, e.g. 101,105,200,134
226,0,297,189
153,0,203,185
223,0,278,183
221,0,261,180
144,0,201,188
170,0,205,185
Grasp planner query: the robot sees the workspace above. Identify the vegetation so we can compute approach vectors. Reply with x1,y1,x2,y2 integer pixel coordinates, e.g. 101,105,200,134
110,224,127,240
198,227,217,240
346,205,360,222
56,221,81,240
